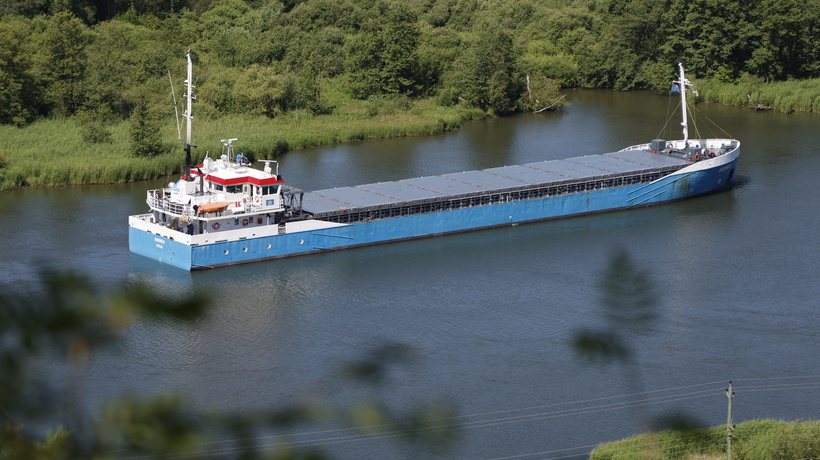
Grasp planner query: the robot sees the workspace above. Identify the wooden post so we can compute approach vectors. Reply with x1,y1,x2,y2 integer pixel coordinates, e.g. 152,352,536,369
726,381,734,460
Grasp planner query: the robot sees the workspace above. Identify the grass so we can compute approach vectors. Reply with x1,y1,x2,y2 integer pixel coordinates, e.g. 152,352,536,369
0,98,484,190
6,75,818,191
0,118,182,189
589,419,820,460
696,78,820,113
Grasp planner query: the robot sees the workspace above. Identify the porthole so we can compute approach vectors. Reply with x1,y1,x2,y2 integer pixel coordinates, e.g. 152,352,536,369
266,243,272,249
299,239,304,245
224,250,229,255
242,247,248,252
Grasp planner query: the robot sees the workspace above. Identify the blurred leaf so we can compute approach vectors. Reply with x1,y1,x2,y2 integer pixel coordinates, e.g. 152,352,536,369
572,249,661,433
598,249,658,334
115,281,210,323
0,268,210,429
262,403,327,428
0,425,74,460
572,249,658,364
350,400,390,433
400,402,459,453
1,271,454,459
653,411,705,432
342,342,413,385
97,395,205,457
573,329,630,364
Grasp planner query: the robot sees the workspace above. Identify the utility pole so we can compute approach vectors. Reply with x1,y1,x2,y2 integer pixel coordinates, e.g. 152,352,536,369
726,381,735,460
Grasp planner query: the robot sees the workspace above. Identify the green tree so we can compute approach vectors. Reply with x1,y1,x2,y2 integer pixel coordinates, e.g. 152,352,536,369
283,26,345,112
345,4,423,99
574,0,661,91
415,26,462,98
197,65,240,115
82,20,175,119
574,36,612,88
380,4,421,95
520,74,564,112
609,0,667,60
4,0,820,140
130,102,163,157
746,0,820,80
660,0,757,81
199,0,251,36
587,0,668,88
459,23,521,114
344,18,384,98
233,64,299,117
30,12,90,117
108,0,182,19
0,19,36,125
444,0,483,31
0,0,50,18
289,0,363,31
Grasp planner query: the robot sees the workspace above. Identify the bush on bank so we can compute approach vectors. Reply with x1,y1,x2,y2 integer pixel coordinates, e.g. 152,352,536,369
0,100,484,191
589,419,820,460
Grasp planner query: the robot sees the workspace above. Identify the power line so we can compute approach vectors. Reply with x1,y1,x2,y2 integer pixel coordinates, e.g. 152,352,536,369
115,375,820,459
496,376,820,460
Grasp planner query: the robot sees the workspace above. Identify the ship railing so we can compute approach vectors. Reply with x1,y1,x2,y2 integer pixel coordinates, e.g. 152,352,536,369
146,189,195,217
314,166,685,224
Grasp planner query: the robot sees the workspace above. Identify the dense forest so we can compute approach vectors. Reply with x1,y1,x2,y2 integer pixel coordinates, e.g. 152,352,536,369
0,0,819,189
2,0,820,127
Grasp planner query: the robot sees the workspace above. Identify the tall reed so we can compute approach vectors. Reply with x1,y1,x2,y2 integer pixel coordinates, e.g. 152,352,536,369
0,101,483,190
697,78,820,113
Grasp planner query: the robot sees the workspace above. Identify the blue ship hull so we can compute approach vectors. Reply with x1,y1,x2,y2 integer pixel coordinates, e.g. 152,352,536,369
129,153,738,270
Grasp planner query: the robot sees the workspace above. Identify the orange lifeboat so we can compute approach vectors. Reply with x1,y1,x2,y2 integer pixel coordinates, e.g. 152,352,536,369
197,202,231,214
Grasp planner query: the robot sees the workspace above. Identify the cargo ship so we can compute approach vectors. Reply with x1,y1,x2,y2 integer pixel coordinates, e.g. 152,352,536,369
128,55,740,270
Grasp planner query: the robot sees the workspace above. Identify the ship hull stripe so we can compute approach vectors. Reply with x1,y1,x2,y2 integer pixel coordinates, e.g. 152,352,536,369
128,154,737,270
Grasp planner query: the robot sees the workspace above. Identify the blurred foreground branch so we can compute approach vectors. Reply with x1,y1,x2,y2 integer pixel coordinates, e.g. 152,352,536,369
0,270,457,459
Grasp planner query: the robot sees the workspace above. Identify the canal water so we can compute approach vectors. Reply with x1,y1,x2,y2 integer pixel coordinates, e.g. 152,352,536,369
2,90,820,459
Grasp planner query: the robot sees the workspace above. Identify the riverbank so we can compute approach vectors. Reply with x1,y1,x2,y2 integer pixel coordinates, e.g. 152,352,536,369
2,76,819,192
696,77,820,113
0,99,484,191
590,419,820,459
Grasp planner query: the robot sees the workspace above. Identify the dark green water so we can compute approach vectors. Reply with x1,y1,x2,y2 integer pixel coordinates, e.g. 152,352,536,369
2,90,820,459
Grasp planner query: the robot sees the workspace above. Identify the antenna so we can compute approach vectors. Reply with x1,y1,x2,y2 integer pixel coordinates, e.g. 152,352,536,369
168,70,181,142
181,50,197,181
677,63,690,145
221,138,238,162
184,50,194,149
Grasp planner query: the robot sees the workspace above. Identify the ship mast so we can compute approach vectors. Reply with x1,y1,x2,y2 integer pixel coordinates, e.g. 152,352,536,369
182,49,196,180
676,63,689,145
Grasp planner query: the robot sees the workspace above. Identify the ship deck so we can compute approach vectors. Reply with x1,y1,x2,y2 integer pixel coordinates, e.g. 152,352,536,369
302,149,689,218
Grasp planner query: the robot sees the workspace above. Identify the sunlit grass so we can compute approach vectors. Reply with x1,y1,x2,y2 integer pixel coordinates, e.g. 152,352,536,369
696,78,820,113
590,419,820,460
0,100,483,190
0,118,181,189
